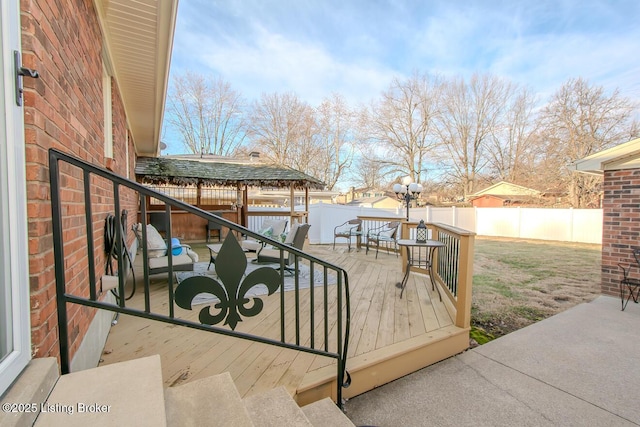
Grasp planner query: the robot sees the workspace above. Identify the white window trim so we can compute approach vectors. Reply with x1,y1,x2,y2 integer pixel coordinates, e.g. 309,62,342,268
0,0,32,396
103,63,113,159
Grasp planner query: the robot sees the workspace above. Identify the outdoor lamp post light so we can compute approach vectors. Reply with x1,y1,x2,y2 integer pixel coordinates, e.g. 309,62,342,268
393,177,423,221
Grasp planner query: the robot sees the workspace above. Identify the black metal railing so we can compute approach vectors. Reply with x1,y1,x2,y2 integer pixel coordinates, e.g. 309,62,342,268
435,228,461,297
49,148,350,406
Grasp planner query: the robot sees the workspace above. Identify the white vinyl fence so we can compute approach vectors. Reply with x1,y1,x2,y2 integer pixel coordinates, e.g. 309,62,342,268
307,204,603,245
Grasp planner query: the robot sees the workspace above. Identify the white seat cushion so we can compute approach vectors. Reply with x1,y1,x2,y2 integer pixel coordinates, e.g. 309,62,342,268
148,254,194,269
241,240,263,252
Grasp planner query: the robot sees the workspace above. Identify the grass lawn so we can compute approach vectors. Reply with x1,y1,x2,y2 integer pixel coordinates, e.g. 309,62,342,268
471,237,602,342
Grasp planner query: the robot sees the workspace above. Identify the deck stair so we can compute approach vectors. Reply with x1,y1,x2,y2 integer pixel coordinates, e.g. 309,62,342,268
3,355,354,427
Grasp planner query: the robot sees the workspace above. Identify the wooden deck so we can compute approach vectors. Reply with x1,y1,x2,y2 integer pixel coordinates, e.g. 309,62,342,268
98,242,468,403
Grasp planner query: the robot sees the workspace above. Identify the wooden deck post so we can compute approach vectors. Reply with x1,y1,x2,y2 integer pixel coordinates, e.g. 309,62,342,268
455,233,475,328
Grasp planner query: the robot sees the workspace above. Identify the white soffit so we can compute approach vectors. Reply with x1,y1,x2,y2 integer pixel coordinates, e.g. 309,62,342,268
572,137,640,175
94,0,178,157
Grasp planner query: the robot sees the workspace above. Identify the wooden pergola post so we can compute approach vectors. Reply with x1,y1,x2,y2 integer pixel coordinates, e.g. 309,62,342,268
237,183,249,228
304,187,309,224
290,184,295,225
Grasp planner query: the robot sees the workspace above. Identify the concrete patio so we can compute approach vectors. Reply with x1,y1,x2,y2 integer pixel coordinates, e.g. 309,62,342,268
345,295,640,426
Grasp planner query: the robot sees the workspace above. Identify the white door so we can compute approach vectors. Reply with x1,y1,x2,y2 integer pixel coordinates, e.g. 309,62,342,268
0,0,31,395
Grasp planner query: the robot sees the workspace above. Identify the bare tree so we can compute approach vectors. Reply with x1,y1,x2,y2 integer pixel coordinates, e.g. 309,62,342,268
486,86,538,183
166,72,247,155
538,78,639,207
311,94,355,190
364,72,441,184
248,92,315,168
435,73,512,196
352,155,389,189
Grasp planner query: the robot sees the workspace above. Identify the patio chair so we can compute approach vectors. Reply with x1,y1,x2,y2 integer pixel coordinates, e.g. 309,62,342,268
333,219,363,251
618,248,640,311
241,218,288,252
133,223,198,275
366,221,400,259
255,223,310,275
206,212,222,243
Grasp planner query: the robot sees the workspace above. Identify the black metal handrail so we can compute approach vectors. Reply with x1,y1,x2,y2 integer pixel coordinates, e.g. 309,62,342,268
436,229,461,297
49,148,350,406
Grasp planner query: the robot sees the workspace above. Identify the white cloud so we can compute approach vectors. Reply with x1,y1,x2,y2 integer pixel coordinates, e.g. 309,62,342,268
169,0,640,108
188,24,397,106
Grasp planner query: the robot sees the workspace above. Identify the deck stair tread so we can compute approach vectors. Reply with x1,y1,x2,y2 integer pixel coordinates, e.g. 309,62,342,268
243,386,313,427
34,355,166,427
164,371,253,426
16,355,351,427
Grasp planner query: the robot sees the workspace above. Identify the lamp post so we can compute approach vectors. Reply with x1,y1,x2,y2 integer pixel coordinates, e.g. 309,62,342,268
393,177,423,221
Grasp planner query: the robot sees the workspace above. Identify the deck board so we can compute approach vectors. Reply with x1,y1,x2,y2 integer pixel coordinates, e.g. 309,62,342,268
99,243,457,398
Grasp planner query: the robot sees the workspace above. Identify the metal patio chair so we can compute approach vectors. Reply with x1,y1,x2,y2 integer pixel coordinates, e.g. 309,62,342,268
333,219,363,251
618,248,640,311
365,221,400,259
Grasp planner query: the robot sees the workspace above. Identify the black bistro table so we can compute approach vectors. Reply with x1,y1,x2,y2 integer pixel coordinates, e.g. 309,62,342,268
396,239,445,299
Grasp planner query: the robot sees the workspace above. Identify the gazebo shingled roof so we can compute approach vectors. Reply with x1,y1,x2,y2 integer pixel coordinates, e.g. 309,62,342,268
135,157,325,189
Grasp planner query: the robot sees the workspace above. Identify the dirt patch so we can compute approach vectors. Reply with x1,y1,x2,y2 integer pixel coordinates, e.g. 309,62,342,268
471,237,601,340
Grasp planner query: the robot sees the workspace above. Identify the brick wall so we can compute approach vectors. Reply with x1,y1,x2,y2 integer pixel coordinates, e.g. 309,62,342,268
601,169,640,296
22,0,138,361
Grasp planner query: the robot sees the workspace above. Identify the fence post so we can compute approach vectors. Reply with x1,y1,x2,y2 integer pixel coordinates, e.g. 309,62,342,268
569,207,574,242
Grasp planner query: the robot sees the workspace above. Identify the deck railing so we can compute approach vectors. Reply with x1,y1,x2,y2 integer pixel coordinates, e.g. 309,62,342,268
49,149,350,406
400,221,475,328
355,215,474,328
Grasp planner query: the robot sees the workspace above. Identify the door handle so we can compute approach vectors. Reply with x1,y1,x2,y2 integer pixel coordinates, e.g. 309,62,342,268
14,50,40,106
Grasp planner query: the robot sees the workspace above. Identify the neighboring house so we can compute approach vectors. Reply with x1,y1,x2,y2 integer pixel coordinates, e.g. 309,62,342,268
572,137,640,298
468,181,542,207
335,187,389,204
346,196,402,209
1,0,178,397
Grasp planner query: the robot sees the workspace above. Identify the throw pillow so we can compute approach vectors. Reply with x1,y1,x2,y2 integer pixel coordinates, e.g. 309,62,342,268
258,226,274,238
284,223,299,245
145,224,167,257
379,228,396,239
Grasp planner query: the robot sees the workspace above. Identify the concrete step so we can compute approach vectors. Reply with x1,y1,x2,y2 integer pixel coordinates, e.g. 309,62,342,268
301,398,355,427
34,354,166,427
243,386,313,427
6,353,348,427
164,371,253,426
0,357,59,427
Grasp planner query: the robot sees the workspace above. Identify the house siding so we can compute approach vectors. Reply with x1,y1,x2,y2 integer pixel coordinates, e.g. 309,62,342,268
21,0,137,363
601,169,640,297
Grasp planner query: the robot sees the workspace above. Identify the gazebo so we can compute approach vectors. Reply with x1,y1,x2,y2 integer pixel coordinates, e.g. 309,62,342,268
135,156,325,240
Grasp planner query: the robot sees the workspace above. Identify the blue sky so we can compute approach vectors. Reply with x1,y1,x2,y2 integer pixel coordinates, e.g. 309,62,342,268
165,0,640,151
